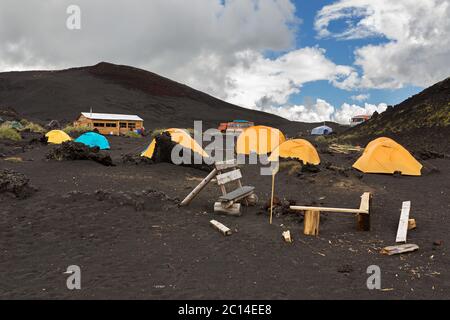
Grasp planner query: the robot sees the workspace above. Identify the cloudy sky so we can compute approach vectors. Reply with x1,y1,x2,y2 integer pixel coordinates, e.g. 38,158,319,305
1,0,449,124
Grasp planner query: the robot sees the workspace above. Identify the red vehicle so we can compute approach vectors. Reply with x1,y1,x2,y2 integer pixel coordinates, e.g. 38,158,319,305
218,120,254,133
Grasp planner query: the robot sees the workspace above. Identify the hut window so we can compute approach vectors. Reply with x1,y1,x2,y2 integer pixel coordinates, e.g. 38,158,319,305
93,122,105,127
106,123,117,127
128,123,136,129
120,122,127,128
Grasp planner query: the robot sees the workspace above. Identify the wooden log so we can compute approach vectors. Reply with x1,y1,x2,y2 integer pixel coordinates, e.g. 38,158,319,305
180,168,218,206
396,201,411,243
408,218,416,230
210,220,232,236
214,202,241,216
381,243,419,256
304,210,320,236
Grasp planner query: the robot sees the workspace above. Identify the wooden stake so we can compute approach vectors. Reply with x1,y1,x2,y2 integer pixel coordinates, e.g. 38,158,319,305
304,210,320,236
180,168,218,206
270,173,275,225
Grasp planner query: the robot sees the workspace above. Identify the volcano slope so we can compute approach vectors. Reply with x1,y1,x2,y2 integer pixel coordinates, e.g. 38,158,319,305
0,62,292,131
336,77,450,154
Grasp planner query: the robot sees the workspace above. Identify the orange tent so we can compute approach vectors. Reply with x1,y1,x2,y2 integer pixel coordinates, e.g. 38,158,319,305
236,125,285,155
141,128,208,159
268,139,320,165
353,137,422,176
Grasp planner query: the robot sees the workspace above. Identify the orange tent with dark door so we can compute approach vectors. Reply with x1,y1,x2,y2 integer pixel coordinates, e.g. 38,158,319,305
141,128,208,159
352,137,422,176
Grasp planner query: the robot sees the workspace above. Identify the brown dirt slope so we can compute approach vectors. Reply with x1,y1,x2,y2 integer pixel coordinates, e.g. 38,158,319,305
337,77,450,153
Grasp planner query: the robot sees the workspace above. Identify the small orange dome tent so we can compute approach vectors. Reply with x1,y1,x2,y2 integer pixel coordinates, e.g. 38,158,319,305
45,130,72,144
268,139,320,165
236,125,285,155
353,137,422,176
141,128,209,159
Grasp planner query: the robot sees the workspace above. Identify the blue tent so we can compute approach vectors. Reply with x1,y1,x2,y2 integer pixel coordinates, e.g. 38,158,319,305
311,125,333,135
75,132,110,150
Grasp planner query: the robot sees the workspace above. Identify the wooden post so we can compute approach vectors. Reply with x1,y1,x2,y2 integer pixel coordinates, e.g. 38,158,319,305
304,210,320,236
270,173,275,225
180,168,218,206
357,192,371,231
357,213,370,231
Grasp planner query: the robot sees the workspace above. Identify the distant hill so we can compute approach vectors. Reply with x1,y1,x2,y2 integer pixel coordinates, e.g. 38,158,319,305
0,62,295,131
338,77,450,153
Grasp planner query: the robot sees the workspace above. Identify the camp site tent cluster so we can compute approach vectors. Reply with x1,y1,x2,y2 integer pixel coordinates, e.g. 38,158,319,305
141,126,422,176
46,130,110,150
48,121,422,177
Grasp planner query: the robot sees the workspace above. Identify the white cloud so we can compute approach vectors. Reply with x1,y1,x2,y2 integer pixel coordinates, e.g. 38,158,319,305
0,0,299,100
253,98,387,124
315,0,450,89
333,102,387,124
350,93,370,102
224,47,354,107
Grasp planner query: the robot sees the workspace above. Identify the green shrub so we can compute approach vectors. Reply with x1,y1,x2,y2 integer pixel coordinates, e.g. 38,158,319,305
150,128,194,139
0,126,22,141
124,131,142,138
22,122,46,133
314,135,327,143
63,125,91,134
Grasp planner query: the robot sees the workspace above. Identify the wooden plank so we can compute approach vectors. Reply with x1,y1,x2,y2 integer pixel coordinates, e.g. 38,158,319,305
180,168,218,206
215,159,238,171
218,186,255,202
396,201,411,243
282,230,293,243
381,243,418,256
210,220,232,235
290,205,368,214
304,210,320,236
408,219,416,230
216,169,242,185
214,202,241,216
359,192,371,212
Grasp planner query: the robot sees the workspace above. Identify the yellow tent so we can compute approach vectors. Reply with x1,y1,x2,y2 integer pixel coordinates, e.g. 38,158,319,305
236,125,286,155
45,130,72,144
141,128,209,159
353,137,422,176
268,139,320,165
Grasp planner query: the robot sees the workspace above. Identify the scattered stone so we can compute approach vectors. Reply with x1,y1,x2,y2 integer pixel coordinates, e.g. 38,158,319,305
337,264,353,274
0,169,37,199
46,141,114,166
301,163,320,173
433,240,443,246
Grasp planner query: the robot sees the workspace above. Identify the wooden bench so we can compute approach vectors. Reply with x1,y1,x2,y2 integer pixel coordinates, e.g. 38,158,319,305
213,160,257,215
180,159,257,216
290,192,372,236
